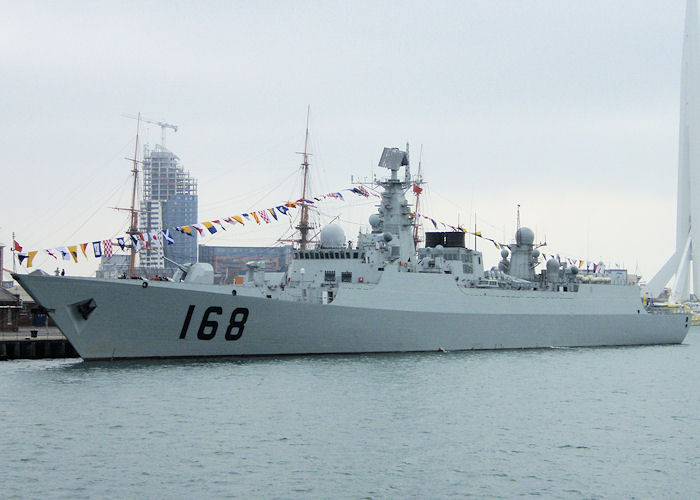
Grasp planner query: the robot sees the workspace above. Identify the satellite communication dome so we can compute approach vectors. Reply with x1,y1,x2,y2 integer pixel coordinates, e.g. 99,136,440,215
383,232,393,242
515,227,535,246
500,248,509,259
369,214,381,228
320,224,346,248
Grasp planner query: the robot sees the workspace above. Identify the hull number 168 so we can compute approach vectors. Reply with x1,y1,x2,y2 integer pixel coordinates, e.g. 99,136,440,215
179,305,249,341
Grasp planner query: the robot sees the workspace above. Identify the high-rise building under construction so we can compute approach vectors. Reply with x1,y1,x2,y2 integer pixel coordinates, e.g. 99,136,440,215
139,144,198,269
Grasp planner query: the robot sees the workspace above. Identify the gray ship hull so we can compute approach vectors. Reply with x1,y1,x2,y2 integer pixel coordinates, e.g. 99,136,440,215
15,273,690,360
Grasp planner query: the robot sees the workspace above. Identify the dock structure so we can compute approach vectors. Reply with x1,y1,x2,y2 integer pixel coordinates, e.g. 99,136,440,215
0,327,78,360
1,259,79,360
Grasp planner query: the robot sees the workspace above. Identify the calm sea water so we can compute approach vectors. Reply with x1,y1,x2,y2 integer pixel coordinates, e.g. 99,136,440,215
1,330,699,499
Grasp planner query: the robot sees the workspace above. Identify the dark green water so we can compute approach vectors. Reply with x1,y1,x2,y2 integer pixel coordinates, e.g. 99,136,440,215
2,330,699,498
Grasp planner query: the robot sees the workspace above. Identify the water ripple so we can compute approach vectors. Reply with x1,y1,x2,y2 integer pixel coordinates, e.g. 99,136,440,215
1,332,700,497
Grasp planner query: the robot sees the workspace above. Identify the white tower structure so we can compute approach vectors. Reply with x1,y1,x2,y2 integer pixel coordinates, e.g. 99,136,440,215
646,0,700,302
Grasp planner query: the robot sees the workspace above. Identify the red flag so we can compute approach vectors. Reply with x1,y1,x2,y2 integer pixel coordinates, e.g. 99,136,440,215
103,240,113,258
13,239,22,252
412,184,423,195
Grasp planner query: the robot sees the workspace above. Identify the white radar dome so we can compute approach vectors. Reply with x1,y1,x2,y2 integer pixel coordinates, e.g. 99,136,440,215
546,258,560,276
320,224,346,248
515,227,535,246
369,214,381,228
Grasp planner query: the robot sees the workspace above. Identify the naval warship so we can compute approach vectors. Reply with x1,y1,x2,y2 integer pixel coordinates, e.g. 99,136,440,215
14,147,690,360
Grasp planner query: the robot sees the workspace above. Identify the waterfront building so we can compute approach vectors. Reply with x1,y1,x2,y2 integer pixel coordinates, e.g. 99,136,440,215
139,145,198,269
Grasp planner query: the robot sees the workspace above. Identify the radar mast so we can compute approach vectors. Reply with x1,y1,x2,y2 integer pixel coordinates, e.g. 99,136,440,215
412,145,424,248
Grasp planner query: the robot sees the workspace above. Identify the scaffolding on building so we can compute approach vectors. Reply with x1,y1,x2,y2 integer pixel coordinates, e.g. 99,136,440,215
142,145,198,202
140,144,198,269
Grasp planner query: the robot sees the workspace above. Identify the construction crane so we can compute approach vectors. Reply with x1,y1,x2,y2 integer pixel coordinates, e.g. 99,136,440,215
122,113,178,148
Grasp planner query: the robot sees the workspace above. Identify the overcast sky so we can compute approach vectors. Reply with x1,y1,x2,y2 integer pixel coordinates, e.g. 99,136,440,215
1,1,690,280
